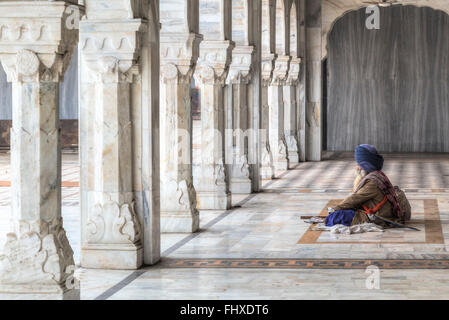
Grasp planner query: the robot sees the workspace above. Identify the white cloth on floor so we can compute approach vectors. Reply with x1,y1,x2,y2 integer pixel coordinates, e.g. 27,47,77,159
330,223,384,234
311,223,383,234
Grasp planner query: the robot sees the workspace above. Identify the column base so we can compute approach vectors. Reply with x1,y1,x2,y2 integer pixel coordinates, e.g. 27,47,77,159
288,152,299,167
261,167,275,180
81,243,143,270
230,178,252,194
274,160,289,172
161,211,199,233
0,285,79,300
197,191,231,210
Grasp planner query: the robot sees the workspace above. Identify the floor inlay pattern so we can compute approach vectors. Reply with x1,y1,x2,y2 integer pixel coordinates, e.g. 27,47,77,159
161,258,449,269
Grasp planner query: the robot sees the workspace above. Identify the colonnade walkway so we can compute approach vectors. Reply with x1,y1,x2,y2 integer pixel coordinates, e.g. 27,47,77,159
1,152,449,299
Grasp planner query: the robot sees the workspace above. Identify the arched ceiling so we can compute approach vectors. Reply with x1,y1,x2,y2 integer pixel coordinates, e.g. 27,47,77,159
322,0,449,58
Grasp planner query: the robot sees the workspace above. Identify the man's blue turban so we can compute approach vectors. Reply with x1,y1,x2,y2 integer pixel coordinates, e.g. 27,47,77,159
355,144,384,173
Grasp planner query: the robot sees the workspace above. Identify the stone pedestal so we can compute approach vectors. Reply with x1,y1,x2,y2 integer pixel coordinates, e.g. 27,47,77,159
160,33,202,232
269,55,290,173
227,46,254,195
284,57,301,167
0,0,81,299
195,40,233,210
79,8,146,269
260,54,276,179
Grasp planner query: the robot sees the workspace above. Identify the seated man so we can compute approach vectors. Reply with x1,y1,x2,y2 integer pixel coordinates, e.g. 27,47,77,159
327,144,404,227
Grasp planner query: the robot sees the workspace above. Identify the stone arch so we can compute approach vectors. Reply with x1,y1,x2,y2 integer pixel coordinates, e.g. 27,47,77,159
275,0,286,55
322,0,449,59
289,0,297,57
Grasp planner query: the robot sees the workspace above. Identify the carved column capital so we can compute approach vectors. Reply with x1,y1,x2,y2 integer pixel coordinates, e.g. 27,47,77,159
85,56,140,83
271,55,291,86
194,40,234,85
160,32,202,84
286,57,301,86
0,50,67,83
0,1,82,83
80,18,147,83
226,46,254,85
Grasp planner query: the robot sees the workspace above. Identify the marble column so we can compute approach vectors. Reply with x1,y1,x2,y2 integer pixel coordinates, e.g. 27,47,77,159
195,0,233,210
0,0,81,299
79,2,146,269
297,0,307,162
305,0,322,161
195,43,233,210
227,0,261,194
227,53,254,194
283,57,301,166
268,55,290,173
260,54,276,179
160,32,202,232
134,0,161,265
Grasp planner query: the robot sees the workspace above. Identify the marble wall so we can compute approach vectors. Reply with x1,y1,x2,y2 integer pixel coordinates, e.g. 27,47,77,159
327,5,449,152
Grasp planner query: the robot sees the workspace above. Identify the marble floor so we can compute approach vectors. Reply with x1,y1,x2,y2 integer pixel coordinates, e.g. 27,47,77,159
1,151,449,299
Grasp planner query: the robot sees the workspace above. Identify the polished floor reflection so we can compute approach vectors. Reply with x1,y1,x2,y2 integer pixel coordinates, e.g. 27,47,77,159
1,152,449,299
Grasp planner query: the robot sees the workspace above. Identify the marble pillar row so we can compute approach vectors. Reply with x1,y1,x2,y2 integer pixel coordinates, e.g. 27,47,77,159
0,1,81,299
79,1,147,269
268,55,290,173
283,57,301,166
260,54,276,179
195,0,234,210
227,46,254,194
160,32,202,232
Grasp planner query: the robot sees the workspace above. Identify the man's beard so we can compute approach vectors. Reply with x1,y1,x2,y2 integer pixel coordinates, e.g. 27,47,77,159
353,168,367,192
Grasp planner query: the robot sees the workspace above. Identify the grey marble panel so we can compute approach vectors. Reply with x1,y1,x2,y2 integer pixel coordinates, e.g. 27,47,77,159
59,50,79,120
327,5,449,152
0,63,11,120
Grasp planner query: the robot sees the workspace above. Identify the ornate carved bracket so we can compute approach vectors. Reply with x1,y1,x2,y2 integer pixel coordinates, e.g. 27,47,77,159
194,40,234,85
80,18,147,83
160,33,203,84
286,57,301,86
226,46,255,85
262,53,276,87
0,1,81,83
271,55,291,86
